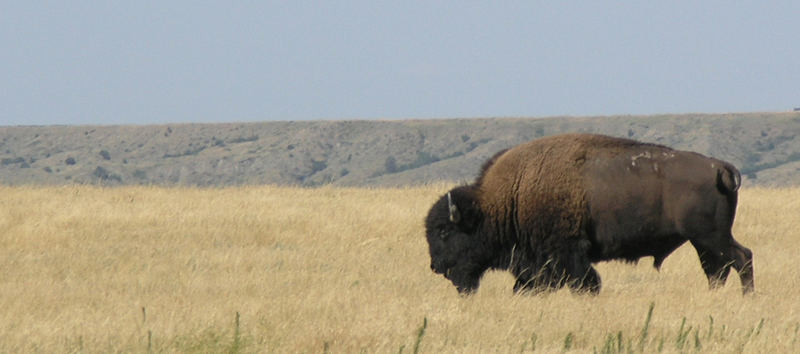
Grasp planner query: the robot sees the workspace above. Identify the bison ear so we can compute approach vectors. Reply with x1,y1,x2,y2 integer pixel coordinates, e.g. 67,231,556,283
447,192,461,224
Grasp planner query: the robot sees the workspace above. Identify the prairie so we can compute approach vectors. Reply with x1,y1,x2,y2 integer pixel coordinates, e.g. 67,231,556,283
0,185,798,352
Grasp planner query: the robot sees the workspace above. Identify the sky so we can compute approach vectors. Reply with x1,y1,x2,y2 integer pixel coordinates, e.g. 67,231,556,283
2,1,799,126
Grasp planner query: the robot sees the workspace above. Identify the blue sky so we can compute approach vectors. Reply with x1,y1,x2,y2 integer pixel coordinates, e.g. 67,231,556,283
2,1,799,126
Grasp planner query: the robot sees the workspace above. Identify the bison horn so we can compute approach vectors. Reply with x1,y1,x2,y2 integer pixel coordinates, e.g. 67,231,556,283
447,192,461,223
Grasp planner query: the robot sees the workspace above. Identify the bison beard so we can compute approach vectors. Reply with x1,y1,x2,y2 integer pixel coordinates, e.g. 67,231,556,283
424,134,754,295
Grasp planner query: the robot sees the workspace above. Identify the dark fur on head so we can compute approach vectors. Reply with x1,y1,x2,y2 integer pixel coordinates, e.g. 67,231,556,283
424,185,495,294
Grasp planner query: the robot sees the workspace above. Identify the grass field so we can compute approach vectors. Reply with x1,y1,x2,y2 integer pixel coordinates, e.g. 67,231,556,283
0,185,798,353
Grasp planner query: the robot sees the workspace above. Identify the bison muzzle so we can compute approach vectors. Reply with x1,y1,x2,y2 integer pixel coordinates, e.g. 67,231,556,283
424,133,754,295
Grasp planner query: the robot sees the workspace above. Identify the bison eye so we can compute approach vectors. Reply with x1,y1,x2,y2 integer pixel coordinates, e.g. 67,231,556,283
439,229,448,240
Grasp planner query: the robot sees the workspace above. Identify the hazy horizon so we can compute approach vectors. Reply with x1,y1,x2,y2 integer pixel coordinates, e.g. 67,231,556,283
3,2,799,126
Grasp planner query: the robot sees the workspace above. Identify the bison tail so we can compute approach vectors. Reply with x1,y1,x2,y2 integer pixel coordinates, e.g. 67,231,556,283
716,163,741,194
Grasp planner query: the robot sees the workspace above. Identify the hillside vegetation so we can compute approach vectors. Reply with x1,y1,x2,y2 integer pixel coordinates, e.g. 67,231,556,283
0,185,797,352
2,112,800,187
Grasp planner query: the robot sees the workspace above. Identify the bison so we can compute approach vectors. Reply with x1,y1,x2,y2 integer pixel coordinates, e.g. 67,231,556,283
425,133,754,295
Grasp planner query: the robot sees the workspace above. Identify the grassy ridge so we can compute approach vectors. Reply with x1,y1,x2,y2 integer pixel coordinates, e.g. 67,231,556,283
3,112,800,188
0,185,798,352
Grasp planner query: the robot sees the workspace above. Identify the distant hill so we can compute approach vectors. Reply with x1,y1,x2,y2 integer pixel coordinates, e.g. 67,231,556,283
2,112,800,188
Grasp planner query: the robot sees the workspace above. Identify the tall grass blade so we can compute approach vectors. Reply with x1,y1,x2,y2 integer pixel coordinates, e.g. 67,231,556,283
231,311,241,353
675,317,690,350
638,302,655,351
412,317,427,354
755,318,764,336
563,332,574,351
708,315,714,339
693,328,702,349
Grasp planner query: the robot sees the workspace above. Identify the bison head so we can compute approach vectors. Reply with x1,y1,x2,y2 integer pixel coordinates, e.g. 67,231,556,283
424,185,491,294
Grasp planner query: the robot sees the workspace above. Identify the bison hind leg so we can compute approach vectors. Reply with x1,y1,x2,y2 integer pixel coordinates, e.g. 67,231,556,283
692,243,732,289
690,233,754,294
690,238,738,290
731,240,754,294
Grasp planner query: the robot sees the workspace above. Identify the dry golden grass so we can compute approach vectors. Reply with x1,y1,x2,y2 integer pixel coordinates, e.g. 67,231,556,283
0,185,798,353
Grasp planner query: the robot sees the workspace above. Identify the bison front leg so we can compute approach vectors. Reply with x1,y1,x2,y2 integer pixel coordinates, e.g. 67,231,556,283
513,277,545,294
511,267,550,295
511,263,563,294
564,254,601,294
511,258,601,295
568,265,601,294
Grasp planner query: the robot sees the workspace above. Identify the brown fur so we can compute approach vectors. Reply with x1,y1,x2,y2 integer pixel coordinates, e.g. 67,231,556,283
425,134,753,295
